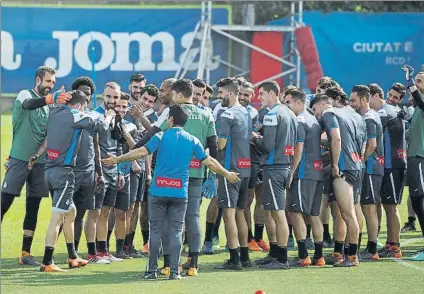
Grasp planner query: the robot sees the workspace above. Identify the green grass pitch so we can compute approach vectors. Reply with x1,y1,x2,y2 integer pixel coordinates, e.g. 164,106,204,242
1,113,424,294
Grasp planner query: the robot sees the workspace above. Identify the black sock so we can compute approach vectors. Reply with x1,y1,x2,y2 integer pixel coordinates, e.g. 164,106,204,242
254,224,264,242
42,246,54,265
323,224,331,241
124,234,130,247
164,254,170,267
240,246,249,261
74,240,80,252
22,235,34,253
190,252,199,268
314,242,323,259
297,240,308,259
205,221,214,243
378,225,381,236
116,239,125,252
142,229,149,245
87,242,96,256
184,231,188,245
107,230,113,250
66,243,78,259
358,233,362,253
229,248,240,263
367,241,377,254
349,243,358,256
306,225,312,239
277,246,288,263
213,208,223,237
130,231,136,246
269,242,278,258
247,229,254,242
98,241,107,253
344,245,349,256
334,241,344,255
408,216,416,224
288,224,293,238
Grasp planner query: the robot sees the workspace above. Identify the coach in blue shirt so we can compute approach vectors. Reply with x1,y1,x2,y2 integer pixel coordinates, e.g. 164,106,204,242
102,104,240,280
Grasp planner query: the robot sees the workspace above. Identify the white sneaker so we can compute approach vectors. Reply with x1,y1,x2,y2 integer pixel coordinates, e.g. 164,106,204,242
88,254,111,264
106,252,124,262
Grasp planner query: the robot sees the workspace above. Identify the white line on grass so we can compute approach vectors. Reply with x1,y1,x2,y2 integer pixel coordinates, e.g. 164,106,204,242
392,258,424,272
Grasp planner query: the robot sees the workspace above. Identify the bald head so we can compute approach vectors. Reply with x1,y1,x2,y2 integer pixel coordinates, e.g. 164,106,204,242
160,78,177,105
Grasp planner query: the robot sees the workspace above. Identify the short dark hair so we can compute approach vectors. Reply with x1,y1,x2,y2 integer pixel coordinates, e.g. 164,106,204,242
71,76,96,94
141,84,159,102
368,83,384,99
172,79,193,98
216,77,240,95
351,85,371,102
234,75,247,86
120,92,130,101
312,94,333,106
192,79,206,89
242,81,254,91
206,85,214,95
285,87,306,102
258,81,280,95
390,82,406,99
130,73,146,84
325,87,349,106
68,90,88,106
169,104,189,127
36,66,55,80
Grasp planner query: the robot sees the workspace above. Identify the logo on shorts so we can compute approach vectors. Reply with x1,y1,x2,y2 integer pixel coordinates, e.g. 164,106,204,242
313,160,324,171
397,149,407,159
237,158,251,168
189,159,201,169
47,149,60,160
377,156,385,166
66,199,70,205
351,152,362,163
3,182,7,189
156,177,182,188
284,145,294,156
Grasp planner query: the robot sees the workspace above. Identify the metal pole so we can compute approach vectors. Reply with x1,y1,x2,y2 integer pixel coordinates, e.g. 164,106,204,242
197,2,209,79
241,3,255,79
205,1,213,85
289,2,295,85
296,1,303,87
175,22,201,79
90,32,97,109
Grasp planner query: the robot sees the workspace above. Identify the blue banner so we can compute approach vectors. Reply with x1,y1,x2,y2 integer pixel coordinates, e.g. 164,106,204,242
270,11,424,95
1,5,230,93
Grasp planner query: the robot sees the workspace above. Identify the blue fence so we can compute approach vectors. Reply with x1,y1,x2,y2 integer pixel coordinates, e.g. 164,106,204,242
1,5,230,93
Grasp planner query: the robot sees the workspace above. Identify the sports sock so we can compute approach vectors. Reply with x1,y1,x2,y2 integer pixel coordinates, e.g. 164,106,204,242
323,224,331,241
204,221,214,243
22,235,34,253
213,208,223,237
254,224,264,242
349,243,358,256
306,225,312,239
408,216,416,224
229,248,240,263
107,230,113,250
42,246,54,266
116,239,125,252
190,252,199,268
377,225,381,236
66,243,78,259
269,242,278,258
277,246,288,263
367,241,377,255
358,233,362,253
130,231,136,246
314,242,323,259
142,229,149,245
97,241,107,253
183,231,188,245
247,229,254,242
288,224,293,238
74,240,80,252
87,242,97,256
344,245,349,256
163,254,170,267
334,241,344,255
240,246,249,261
297,240,308,259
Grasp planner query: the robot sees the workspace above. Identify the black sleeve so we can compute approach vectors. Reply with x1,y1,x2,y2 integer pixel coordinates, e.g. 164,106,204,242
206,135,218,160
411,87,424,111
22,97,47,110
133,126,161,149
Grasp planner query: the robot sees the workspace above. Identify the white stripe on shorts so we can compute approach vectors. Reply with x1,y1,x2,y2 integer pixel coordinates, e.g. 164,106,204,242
224,178,231,208
268,178,279,210
55,180,69,208
297,179,303,213
389,173,398,204
419,163,424,194
369,175,376,203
